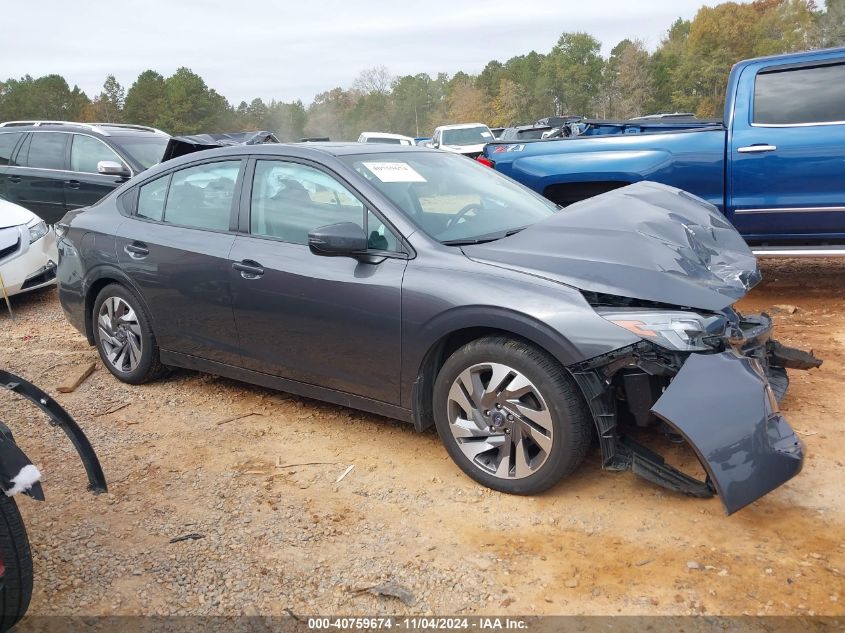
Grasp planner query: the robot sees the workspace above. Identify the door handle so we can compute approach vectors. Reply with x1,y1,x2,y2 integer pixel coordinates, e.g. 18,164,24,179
7,175,21,183
64,179,81,189
737,144,777,153
232,260,264,279
124,242,149,259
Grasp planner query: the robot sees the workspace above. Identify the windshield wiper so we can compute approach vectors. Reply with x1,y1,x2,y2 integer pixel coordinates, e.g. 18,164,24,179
442,237,498,246
442,226,529,246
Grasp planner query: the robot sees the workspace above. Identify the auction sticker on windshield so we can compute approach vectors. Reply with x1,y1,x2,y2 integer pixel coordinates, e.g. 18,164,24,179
362,162,427,183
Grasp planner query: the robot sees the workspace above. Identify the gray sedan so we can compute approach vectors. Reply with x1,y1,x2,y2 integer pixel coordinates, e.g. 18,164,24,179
55,143,820,514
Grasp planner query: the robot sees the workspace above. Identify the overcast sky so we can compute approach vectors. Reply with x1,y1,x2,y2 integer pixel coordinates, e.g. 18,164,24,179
1,0,744,105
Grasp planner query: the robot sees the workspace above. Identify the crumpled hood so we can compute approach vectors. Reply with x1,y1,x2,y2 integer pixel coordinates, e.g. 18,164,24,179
464,181,760,312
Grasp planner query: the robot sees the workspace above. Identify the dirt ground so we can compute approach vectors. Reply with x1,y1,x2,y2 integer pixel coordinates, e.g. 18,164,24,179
0,258,843,617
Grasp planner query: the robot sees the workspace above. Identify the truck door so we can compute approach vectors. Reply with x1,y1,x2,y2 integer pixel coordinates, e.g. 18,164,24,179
729,60,845,242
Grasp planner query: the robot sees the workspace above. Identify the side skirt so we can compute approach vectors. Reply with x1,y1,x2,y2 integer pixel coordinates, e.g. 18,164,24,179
159,350,414,424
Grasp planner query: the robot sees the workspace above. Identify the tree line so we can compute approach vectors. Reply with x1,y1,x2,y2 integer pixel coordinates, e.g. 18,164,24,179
1,0,842,140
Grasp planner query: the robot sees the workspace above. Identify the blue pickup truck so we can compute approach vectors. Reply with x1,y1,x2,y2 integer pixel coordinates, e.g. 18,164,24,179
481,47,845,255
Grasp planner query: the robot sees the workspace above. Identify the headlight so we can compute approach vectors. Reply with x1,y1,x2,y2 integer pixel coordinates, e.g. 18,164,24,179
27,219,48,244
597,309,728,352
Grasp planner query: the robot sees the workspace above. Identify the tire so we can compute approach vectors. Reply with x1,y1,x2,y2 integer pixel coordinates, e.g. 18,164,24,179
92,283,165,384
433,336,592,495
0,495,32,633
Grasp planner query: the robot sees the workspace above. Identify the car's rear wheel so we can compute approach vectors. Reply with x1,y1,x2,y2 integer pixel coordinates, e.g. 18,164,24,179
93,284,164,384
0,495,33,633
433,336,592,494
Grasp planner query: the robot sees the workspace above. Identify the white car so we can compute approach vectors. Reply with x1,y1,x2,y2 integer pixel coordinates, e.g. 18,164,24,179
430,123,495,157
357,132,415,146
0,198,58,298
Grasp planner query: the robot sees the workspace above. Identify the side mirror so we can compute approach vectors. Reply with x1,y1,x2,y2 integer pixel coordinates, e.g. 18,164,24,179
308,222,368,256
97,160,130,177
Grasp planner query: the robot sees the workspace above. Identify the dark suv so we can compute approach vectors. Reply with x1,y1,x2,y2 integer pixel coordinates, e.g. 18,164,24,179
0,121,170,224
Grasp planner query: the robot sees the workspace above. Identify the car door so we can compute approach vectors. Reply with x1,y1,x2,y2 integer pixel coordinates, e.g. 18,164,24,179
0,131,25,200
66,133,132,210
115,159,244,365
229,157,407,404
730,60,845,239
4,131,68,223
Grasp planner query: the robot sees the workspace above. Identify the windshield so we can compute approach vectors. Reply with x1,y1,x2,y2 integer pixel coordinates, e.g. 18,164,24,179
441,127,493,146
112,136,169,170
340,151,557,244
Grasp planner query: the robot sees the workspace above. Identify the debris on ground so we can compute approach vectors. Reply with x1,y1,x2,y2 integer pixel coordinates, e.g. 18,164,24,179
56,361,96,393
214,411,262,426
335,465,355,482
353,581,416,606
169,533,205,544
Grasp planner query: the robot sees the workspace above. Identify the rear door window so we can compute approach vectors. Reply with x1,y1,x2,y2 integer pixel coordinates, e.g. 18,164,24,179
25,132,68,170
754,63,845,125
0,132,22,166
137,175,170,221
162,161,241,231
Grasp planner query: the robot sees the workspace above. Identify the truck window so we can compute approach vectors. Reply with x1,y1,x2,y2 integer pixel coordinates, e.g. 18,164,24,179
754,63,845,125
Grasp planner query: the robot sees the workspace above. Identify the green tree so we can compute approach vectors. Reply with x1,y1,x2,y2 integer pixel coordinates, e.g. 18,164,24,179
0,74,89,121
646,19,690,114
538,32,605,116
490,78,529,127
124,70,166,128
671,0,817,117
156,67,231,135
816,0,845,46
602,40,652,118
85,74,125,122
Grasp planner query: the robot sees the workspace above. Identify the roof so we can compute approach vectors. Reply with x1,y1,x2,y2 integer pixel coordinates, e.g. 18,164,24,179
141,141,438,176
733,45,845,70
434,122,489,131
0,121,167,137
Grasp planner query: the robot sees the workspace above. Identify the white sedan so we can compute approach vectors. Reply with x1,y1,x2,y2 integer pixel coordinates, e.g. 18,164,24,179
0,198,58,298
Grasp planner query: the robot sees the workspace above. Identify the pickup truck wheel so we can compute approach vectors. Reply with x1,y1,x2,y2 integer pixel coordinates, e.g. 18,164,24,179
0,495,32,632
433,336,592,494
93,284,165,384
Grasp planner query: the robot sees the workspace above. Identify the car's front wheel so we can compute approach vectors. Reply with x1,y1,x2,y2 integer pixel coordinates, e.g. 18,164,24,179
433,336,592,494
92,284,164,384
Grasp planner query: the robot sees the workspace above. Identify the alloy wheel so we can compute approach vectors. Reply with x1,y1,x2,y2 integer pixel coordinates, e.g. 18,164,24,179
446,362,554,479
97,297,143,373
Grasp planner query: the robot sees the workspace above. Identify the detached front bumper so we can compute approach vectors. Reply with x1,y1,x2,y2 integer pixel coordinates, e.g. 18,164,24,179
651,350,803,515
569,312,820,516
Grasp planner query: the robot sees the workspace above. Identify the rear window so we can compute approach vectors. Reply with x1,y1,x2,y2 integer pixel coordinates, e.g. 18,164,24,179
754,63,845,125
0,132,22,166
366,137,403,144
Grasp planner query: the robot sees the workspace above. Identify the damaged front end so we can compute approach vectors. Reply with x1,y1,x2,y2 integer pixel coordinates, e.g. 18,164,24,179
568,310,821,515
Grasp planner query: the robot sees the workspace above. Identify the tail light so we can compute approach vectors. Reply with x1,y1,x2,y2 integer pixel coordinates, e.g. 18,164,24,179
476,156,495,168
